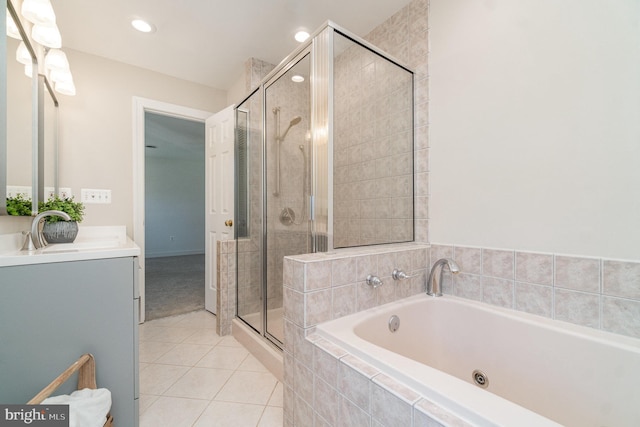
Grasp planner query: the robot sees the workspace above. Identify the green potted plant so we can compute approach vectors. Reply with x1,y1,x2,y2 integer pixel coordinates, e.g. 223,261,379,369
38,196,85,243
6,194,33,216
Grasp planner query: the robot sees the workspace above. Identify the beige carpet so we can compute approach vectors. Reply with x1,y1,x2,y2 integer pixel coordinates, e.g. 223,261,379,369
145,254,205,320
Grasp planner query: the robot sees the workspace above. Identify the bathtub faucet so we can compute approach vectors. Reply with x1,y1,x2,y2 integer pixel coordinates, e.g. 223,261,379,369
427,258,460,297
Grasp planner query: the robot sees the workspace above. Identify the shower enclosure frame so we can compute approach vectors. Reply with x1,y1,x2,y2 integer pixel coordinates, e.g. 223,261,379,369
234,21,415,350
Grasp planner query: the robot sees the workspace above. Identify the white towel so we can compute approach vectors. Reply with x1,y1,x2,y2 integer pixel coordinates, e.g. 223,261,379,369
41,388,111,427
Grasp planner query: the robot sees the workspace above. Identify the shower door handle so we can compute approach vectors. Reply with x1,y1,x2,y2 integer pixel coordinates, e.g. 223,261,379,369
225,219,233,227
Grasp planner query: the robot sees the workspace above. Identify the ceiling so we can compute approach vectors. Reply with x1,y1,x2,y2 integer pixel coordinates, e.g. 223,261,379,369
50,0,413,90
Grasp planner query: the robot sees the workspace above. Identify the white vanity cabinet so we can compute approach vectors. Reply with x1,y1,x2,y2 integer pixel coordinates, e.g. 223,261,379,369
0,256,139,426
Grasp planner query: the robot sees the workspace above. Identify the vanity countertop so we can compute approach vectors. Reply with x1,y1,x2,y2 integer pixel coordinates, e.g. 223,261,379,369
0,226,140,267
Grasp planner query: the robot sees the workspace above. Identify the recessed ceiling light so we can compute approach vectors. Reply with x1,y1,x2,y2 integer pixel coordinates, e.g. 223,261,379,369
291,75,305,83
131,19,156,33
294,31,310,43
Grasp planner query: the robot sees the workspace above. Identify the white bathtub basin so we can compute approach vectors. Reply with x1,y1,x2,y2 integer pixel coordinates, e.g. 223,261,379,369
316,294,640,426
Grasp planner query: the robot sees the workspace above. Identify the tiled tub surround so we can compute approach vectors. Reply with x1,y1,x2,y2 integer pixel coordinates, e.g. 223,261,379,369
430,244,640,339
282,243,430,426
315,294,640,426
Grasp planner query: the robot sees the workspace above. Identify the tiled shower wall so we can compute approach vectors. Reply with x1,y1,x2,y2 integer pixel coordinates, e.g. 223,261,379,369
333,34,414,248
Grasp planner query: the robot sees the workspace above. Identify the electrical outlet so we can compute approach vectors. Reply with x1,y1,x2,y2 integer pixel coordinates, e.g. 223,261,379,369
6,186,31,198
81,188,112,204
59,188,72,199
44,188,73,200
45,187,56,200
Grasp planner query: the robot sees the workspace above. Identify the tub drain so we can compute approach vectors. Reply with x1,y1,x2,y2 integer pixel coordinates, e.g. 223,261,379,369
472,370,489,388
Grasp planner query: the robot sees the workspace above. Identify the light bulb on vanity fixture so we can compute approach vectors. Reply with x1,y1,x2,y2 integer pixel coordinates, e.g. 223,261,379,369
45,49,70,72
21,0,56,25
31,22,62,48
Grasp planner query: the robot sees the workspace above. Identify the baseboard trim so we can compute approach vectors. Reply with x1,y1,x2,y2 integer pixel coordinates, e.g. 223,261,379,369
145,250,204,258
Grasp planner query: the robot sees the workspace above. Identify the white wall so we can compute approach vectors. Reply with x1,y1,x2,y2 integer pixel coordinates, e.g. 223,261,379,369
429,0,640,260
0,49,227,236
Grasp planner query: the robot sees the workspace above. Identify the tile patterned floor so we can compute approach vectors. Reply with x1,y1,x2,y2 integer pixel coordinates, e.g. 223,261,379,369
139,310,283,427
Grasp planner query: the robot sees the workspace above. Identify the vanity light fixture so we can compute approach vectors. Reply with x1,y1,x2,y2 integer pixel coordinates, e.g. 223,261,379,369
21,0,56,25
291,75,305,83
31,22,62,48
11,0,76,95
294,30,310,43
6,13,21,39
131,18,156,33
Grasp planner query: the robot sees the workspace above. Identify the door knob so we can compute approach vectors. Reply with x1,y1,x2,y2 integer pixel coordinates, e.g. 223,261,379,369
224,219,233,227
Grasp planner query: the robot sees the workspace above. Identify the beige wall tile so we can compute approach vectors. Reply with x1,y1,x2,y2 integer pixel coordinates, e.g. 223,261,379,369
603,260,640,300
515,252,553,285
305,289,333,327
602,297,640,339
306,260,332,291
453,246,482,275
554,288,600,328
314,378,340,425
332,284,357,319
454,273,482,301
515,282,552,318
482,249,514,279
482,276,514,309
554,255,600,292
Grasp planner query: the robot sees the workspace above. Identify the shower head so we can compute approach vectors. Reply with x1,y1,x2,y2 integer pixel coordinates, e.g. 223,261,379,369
280,116,302,141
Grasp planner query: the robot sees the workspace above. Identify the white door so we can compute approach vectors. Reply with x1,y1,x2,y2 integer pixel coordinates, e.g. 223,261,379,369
205,105,235,314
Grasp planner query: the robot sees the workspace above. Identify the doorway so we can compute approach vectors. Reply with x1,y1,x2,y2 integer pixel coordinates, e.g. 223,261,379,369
133,97,212,323
144,112,206,320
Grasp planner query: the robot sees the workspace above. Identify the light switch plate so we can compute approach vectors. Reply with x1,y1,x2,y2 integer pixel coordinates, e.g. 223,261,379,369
81,188,112,204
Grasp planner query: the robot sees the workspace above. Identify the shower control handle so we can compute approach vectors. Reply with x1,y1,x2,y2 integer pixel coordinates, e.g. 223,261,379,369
392,268,415,281
366,275,383,288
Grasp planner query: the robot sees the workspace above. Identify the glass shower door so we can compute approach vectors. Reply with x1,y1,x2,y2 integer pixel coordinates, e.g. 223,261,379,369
264,53,312,345
235,88,264,335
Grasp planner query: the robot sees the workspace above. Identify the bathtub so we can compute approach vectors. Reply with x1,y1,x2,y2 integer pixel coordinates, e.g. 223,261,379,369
315,294,640,426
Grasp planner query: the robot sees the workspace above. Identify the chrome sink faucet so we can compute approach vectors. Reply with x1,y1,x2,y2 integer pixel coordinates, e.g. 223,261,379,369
427,258,460,296
27,210,71,250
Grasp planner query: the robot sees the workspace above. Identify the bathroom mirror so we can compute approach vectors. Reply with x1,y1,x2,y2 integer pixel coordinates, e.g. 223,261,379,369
5,12,34,210
2,1,58,215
